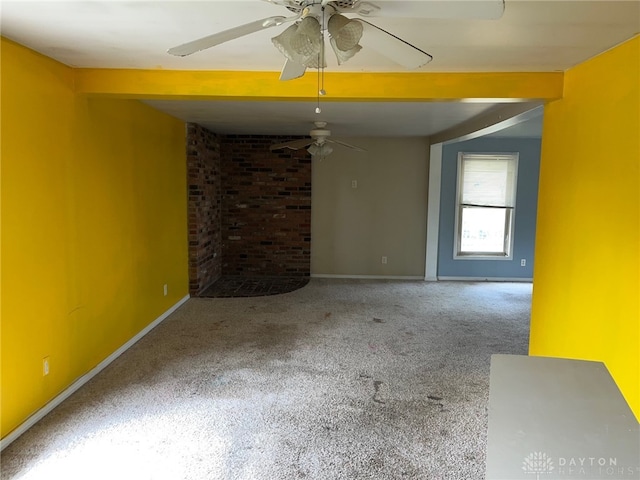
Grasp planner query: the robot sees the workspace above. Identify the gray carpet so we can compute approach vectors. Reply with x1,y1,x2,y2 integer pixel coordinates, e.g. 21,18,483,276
2,279,532,479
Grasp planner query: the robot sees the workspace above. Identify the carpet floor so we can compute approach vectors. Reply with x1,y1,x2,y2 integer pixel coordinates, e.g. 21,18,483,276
1,279,532,480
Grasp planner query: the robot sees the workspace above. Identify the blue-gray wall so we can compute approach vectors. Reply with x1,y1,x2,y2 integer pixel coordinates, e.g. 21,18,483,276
437,137,541,279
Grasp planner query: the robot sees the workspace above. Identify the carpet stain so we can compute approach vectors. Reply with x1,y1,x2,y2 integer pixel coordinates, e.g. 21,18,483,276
324,312,332,319
373,317,385,323
427,394,446,411
373,380,386,404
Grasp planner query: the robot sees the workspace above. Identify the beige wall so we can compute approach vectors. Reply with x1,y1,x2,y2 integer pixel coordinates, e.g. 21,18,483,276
311,137,430,277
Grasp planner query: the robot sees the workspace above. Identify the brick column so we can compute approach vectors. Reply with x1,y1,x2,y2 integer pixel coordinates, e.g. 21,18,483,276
186,123,222,295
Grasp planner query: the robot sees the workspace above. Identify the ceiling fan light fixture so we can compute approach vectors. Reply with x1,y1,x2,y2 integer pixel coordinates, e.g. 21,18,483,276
307,142,333,158
272,23,297,56
328,14,363,51
291,16,322,55
330,37,362,65
327,14,363,64
304,54,327,69
272,16,324,67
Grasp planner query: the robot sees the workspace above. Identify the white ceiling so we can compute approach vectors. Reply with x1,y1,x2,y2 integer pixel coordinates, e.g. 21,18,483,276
142,99,514,136
2,0,638,138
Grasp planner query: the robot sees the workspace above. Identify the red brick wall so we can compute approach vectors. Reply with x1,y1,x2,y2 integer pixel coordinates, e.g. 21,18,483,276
221,135,311,277
186,123,222,295
186,127,312,292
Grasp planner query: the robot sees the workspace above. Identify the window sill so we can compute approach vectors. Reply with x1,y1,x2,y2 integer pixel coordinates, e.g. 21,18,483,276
454,255,513,261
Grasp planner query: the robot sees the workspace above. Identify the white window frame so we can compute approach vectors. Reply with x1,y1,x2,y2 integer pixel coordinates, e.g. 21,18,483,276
454,152,519,260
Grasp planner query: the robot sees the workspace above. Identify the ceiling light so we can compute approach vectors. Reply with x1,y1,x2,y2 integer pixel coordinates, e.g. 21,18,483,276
307,142,333,158
272,16,325,68
328,14,363,64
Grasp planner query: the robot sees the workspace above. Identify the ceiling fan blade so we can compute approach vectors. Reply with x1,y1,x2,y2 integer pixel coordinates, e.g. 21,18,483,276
327,139,367,152
168,15,297,56
279,58,307,81
339,1,505,20
356,19,432,69
271,138,314,151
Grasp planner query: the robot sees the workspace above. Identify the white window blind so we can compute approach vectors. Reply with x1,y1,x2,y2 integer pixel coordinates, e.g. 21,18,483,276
455,153,519,258
460,155,517,208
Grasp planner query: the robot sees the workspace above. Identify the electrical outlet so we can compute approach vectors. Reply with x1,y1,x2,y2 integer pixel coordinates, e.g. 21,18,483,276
43,357,50,376
520,259,526,267
381,256,387,264
163,284,168,296
351,180,358,189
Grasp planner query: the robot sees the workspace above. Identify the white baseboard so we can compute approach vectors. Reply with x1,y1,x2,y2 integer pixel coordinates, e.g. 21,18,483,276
0,294,190,451
437,276,533,282
311,274,424,280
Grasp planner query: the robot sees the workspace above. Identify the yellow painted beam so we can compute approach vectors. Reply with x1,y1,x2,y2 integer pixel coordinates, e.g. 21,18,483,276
74,69,564,102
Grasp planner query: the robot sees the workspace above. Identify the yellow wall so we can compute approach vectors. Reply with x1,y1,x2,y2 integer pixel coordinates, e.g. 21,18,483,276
530,36,640,420
0,39,189,438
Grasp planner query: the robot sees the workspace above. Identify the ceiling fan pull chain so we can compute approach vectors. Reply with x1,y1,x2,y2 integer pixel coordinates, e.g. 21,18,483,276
316,64,321,113
316,5,326,114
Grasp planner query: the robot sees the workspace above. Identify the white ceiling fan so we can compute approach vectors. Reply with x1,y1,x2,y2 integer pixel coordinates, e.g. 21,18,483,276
270,121,365,157
168,0,505,80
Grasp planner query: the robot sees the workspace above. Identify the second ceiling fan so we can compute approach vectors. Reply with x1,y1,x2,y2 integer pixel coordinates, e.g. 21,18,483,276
168,0,505,80
270,121,365,158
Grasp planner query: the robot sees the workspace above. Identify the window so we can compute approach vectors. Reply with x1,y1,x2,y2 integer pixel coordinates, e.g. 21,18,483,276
455,153,518,259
